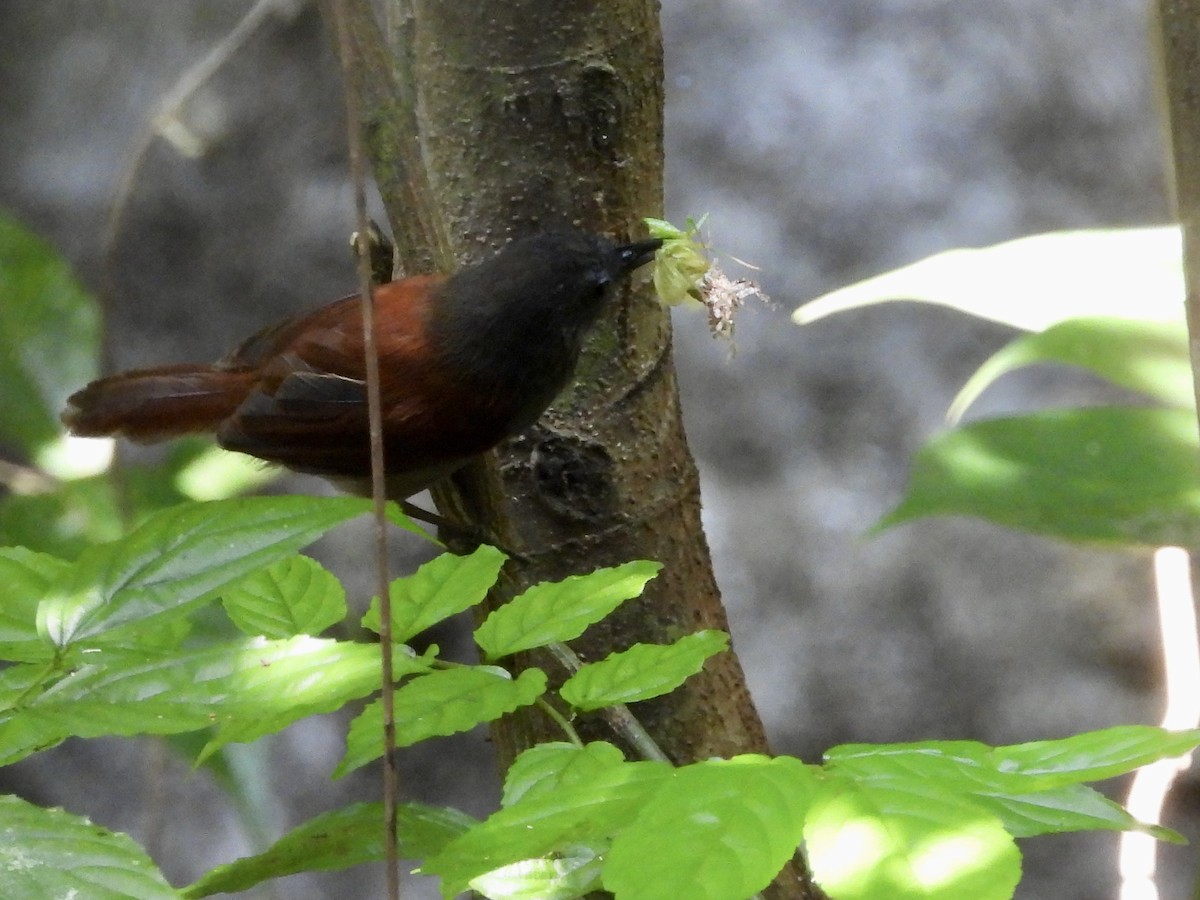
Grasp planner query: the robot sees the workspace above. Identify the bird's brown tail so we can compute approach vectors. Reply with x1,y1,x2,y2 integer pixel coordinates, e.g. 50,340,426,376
62,364,255,443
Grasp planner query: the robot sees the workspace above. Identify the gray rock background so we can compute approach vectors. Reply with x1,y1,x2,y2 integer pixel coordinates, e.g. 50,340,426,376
0,1,1189,897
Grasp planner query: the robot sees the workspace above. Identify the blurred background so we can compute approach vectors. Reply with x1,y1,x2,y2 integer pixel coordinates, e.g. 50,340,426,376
0,1,1185,897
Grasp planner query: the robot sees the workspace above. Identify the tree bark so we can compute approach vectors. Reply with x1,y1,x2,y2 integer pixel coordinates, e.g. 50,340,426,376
1157,0,1200,421
328,2,823,896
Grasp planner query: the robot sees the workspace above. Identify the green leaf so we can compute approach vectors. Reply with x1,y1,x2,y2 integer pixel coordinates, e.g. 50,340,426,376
474,561,661,659
0,214,100,455
804,773,1021,900
334,667,547,779
181,801,474,897
823,729,1199,845
502,742,628,808
993,725,1200,787
222,554,346,638
470,845,603,900
38,495,368,647
0,661,60,709
880,407,1200,546
423,758,672,896
978,782,1176,841
643,215,711,307
0,793,177,899
560,630,729,712
362,545,506,642
200,640,432,761
604,756,816,900
793,226,1183,332
385,501,440,543
0,547,68,661
173,445,279,501
0,637,431,767
0,477,127,558
948,317,1192,422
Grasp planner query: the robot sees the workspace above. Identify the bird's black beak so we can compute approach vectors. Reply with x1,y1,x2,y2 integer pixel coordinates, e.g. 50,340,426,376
615,238,664,273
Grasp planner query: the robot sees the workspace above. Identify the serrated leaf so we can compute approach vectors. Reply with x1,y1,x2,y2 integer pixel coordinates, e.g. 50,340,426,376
474,561,661,659
824,730,1198,844
826,740,1029,794
993,725,1200,786
793,226,1183,332
0,793,177,899
604,756,816,900
979,783,1178,842
0,636,431,767
222,555,346,637
201,640,432,760
38,495,368,647
879,407,1200,546
0,214,100,455
362,545,506,642
804,773,1021,900
948,317,1192,422
560,630,729,712
0,547,68,661
502,742,627,808
423,758,672,896
181,801,474,897
334,667,547,779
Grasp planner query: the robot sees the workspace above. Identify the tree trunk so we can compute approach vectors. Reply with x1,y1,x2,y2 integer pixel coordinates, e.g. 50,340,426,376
1158,0,1200,420
329,2,823,896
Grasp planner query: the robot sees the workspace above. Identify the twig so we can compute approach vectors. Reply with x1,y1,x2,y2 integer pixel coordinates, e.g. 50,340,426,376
100,0,303,320
546,641,671,763
332,3,400,898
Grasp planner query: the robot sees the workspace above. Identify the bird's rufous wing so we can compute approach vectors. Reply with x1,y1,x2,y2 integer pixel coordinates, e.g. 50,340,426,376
215,276,503,480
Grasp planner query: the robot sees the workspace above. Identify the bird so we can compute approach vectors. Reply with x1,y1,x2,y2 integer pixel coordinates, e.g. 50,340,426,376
62,229,663,505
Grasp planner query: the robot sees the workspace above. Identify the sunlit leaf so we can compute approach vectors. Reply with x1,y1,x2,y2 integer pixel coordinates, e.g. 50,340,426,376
948,317,1192,422
223,554,346,638
0,794,176,899
334,667,547,778
470,845,603,900
423,758,672,896
604,756,816,900
993,724,1200,787
174,445,279,501
794,227,1183,332
822,726,1200,846
0,636,431,767
805,773,1020,900
38,495,368,647
880,407,1200,546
